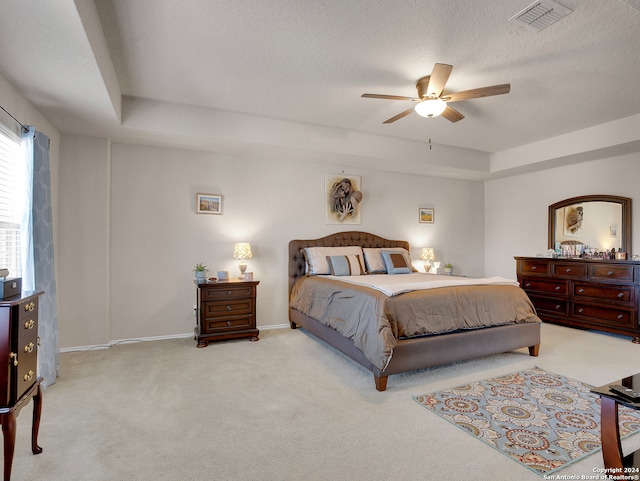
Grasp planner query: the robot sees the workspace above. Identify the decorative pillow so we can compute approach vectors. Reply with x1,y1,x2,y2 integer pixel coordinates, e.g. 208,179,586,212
326,255,365,276
381,250,412,274
363,248,412,273
303,246,364,275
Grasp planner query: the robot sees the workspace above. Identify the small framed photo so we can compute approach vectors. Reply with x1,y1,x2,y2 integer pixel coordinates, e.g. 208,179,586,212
419,208,434,224
196,193,223,215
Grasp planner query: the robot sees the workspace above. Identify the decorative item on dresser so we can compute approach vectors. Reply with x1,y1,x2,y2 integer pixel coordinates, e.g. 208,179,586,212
195,279,259,347
515,257,640,343
0,291,44,481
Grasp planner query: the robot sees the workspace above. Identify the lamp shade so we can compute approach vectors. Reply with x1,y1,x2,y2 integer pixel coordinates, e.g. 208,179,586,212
233,243,253,260
414,99,447,118
420,247,435,261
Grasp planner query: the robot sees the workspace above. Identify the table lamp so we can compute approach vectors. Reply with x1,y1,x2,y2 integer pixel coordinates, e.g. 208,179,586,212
233,243,253,279
420,247,435,273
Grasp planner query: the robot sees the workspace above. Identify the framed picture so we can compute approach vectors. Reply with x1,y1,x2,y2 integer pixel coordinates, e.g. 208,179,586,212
419,208,434,224
196,193,223,214
325,174,362,224
610,225,618,238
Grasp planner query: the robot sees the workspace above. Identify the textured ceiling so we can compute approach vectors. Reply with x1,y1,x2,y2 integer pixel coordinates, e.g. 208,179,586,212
0,0,639,178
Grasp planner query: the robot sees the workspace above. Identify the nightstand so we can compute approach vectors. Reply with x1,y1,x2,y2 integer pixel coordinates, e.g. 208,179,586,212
195,279,259,347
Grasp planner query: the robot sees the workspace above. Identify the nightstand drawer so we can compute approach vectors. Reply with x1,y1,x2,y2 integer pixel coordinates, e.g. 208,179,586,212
202,285,255,300
203,299,254,317
205,316,252,333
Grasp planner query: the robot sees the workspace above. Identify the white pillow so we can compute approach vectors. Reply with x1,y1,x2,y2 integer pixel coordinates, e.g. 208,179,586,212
363,248,412,273
303,246,364,275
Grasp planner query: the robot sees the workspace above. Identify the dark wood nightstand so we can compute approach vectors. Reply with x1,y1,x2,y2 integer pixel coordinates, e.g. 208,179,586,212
195,279,259,347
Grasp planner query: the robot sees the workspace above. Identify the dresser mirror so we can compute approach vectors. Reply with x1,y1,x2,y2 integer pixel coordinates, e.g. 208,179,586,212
548,195,632,256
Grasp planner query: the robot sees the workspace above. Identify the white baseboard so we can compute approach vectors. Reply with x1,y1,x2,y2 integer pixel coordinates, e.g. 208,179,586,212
59,323,291,353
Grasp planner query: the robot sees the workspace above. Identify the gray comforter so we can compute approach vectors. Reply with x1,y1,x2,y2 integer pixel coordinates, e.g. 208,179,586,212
289,276,540,371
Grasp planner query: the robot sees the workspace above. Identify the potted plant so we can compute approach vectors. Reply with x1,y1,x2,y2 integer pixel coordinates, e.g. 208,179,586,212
193,263,207,282
444,263,453,275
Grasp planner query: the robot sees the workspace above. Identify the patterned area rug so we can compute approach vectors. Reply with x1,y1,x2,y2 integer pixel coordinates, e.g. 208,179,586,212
414,368,640,476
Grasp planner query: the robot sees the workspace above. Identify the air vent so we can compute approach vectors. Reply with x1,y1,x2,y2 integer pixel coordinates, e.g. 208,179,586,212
509,0,572,32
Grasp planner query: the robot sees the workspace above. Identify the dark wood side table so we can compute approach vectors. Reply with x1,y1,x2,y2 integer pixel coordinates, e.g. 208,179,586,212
591,374,640,476
195,279,259,347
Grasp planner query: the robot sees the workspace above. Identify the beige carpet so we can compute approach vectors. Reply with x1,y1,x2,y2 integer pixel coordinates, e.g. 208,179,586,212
9,323,640,481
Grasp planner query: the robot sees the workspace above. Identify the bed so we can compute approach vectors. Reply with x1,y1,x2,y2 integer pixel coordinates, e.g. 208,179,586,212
288,231,541,391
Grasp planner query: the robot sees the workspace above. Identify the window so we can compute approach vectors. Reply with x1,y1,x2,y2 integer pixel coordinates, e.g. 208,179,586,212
0,124,22,277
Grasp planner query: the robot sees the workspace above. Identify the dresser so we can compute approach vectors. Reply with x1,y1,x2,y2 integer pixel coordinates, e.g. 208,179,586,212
0,291,44,481
515,257,640,343
195,280,259,347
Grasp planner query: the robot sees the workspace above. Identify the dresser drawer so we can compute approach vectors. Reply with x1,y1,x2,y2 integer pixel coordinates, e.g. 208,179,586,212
204,316,252,333
15,329,38,399
203,299,254,317
572,283,633,303
518,260,549,275
201,285,255,300
18,297,38,322
521,278,567,295
552,262,587,278
589,264,634,282
529,295,568,316
572,303,634,328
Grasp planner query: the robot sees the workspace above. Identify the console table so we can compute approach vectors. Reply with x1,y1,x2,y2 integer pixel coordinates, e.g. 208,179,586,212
515,257,640,342
591,374,640,474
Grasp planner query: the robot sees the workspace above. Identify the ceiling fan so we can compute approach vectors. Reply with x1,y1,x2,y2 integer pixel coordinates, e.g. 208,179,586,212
361,63,510,123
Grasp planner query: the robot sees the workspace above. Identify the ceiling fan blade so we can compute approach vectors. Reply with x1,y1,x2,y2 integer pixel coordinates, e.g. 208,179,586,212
426,63,453,98
383,107,415,124
440,105,465,123
361,93,416,101
444,84,511,102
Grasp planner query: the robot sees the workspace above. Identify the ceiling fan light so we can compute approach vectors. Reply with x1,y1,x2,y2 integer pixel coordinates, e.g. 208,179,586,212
415,99,447,118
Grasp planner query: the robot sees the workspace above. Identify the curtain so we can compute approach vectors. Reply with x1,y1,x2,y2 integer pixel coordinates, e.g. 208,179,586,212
22,128,59,385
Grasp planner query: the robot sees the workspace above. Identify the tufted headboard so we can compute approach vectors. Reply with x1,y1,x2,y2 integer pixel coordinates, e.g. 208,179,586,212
288,231,410,294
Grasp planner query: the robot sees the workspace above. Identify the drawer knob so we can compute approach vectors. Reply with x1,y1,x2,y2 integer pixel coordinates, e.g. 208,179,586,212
525,283,531,287
555,286,561,291
226,305,232,311
24,342,34,353
531,266,537,270
607,271,614,276
578,308,584,313
578,288,584,293
556,305,561,310
618,314,624,319
227,321,232,326
24,302,35,312
24,319,35,330
23,370,34,382
565,268,572,273
227,290,233,295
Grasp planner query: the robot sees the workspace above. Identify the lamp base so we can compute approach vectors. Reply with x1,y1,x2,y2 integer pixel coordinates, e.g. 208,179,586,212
238,263,247,279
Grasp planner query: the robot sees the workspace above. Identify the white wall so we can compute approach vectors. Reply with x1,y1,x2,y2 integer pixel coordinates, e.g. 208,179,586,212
485,152,640,278
57,139,485,348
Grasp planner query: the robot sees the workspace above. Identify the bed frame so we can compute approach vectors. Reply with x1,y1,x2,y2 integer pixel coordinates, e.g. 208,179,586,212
288,231,541,391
